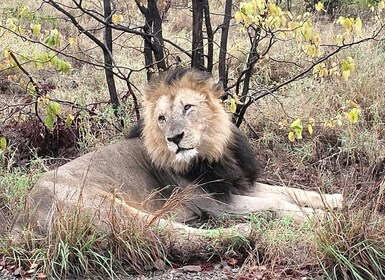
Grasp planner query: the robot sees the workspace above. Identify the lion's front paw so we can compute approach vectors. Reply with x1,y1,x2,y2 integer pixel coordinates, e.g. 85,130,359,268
325,193,343,209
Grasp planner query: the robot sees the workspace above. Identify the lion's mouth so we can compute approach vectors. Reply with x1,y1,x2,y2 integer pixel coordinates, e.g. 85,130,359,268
176,147,194,154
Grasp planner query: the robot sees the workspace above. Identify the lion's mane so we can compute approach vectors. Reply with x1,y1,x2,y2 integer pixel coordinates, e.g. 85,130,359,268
127,68,259,201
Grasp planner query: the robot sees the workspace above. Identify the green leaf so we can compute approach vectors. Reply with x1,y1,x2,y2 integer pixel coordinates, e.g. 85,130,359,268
290,118,303,140
31,23,41,36
342,60,350,71
0,137,7,150
307,124,313,135
58,60,72,73
288,131,295,142
315,2,325,12
111,14,124,25
48,101,61,115
290,118,303,129
40,52,48,63
229,98,237,113
50,55,58,66
234,11,244,22
44,29,61,47
294,128,303,139
44,114,55,130
347,108,359,124
65,114,74,126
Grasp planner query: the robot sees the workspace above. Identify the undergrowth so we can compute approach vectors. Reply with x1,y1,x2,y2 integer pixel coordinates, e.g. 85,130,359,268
315,181,385,279
1,204,169,278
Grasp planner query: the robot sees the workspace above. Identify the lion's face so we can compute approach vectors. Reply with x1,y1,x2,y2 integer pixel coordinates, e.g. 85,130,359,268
142,69,232,173
155,88,205,162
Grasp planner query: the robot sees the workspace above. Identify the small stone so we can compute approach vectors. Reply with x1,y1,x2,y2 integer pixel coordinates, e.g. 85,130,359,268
232,267,240,273
182,265,202,272
214,263,222,270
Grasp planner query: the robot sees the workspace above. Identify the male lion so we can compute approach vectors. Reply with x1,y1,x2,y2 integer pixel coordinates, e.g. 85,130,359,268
13,68,342,237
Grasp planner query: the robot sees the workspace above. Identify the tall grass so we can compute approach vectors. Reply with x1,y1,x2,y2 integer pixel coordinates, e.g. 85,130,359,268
315,182,385,279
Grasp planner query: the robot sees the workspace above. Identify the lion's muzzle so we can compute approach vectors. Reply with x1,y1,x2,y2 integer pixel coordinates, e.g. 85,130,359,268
167,131,185,145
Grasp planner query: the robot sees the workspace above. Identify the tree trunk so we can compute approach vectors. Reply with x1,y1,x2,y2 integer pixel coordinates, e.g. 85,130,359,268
236,30,260,127
137,0,167,80
143,23,155,81
203,0,213,73
191,0,205,70
219,0,232,88
103,0,120,109
147,0,167,71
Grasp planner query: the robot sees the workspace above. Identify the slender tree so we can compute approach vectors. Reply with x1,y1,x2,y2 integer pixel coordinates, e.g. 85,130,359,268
191,0,205,70
103,0,119,110
219,0,233,88
136,0,167,80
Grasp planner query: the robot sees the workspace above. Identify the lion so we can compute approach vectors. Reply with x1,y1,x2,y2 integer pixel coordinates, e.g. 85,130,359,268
12,68,342,238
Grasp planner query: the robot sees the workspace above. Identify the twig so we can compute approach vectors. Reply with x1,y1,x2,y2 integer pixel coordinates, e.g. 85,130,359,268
235,24,385,126
8,51,43,124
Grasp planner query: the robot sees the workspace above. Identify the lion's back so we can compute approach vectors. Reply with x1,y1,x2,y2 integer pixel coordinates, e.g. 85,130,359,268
13,138,168,235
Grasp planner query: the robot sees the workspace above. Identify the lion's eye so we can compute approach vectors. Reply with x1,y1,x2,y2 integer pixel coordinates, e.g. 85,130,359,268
158,115,166,123
184,104,193,111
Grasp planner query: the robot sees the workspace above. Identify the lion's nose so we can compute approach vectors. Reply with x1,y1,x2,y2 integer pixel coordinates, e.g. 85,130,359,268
167,131,184,145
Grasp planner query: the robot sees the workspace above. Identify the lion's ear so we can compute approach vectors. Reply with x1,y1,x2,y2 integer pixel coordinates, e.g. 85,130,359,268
211,80,225,99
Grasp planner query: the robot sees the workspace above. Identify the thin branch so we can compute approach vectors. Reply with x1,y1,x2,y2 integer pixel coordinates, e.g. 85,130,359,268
8,51,43,124
203,0,213,72
234,24,385,126
65,0,192,58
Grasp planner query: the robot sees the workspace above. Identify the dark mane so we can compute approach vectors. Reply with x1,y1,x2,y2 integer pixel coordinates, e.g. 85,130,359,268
154,67,212,86
125,119,143,139
182,126,259,201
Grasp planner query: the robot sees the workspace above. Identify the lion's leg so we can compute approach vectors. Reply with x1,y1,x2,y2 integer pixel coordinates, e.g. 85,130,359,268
250,182,342,209
98,189,254,242
234,194,322,221
195,195,320,222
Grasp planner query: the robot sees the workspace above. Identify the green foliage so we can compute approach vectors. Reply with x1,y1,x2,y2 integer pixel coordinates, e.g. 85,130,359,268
1,3,73,129
44,101,61,130
0,168,41,210
285,100,360,142
230,0,385,131
289,118,303,142
44,28,61,47
234,0,364,69
0,137,7,151
229,97,237,113
1,3,71,75
4,3,57,26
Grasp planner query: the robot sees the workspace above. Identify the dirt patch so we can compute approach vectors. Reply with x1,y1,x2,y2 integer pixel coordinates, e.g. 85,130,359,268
1,117,79,167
